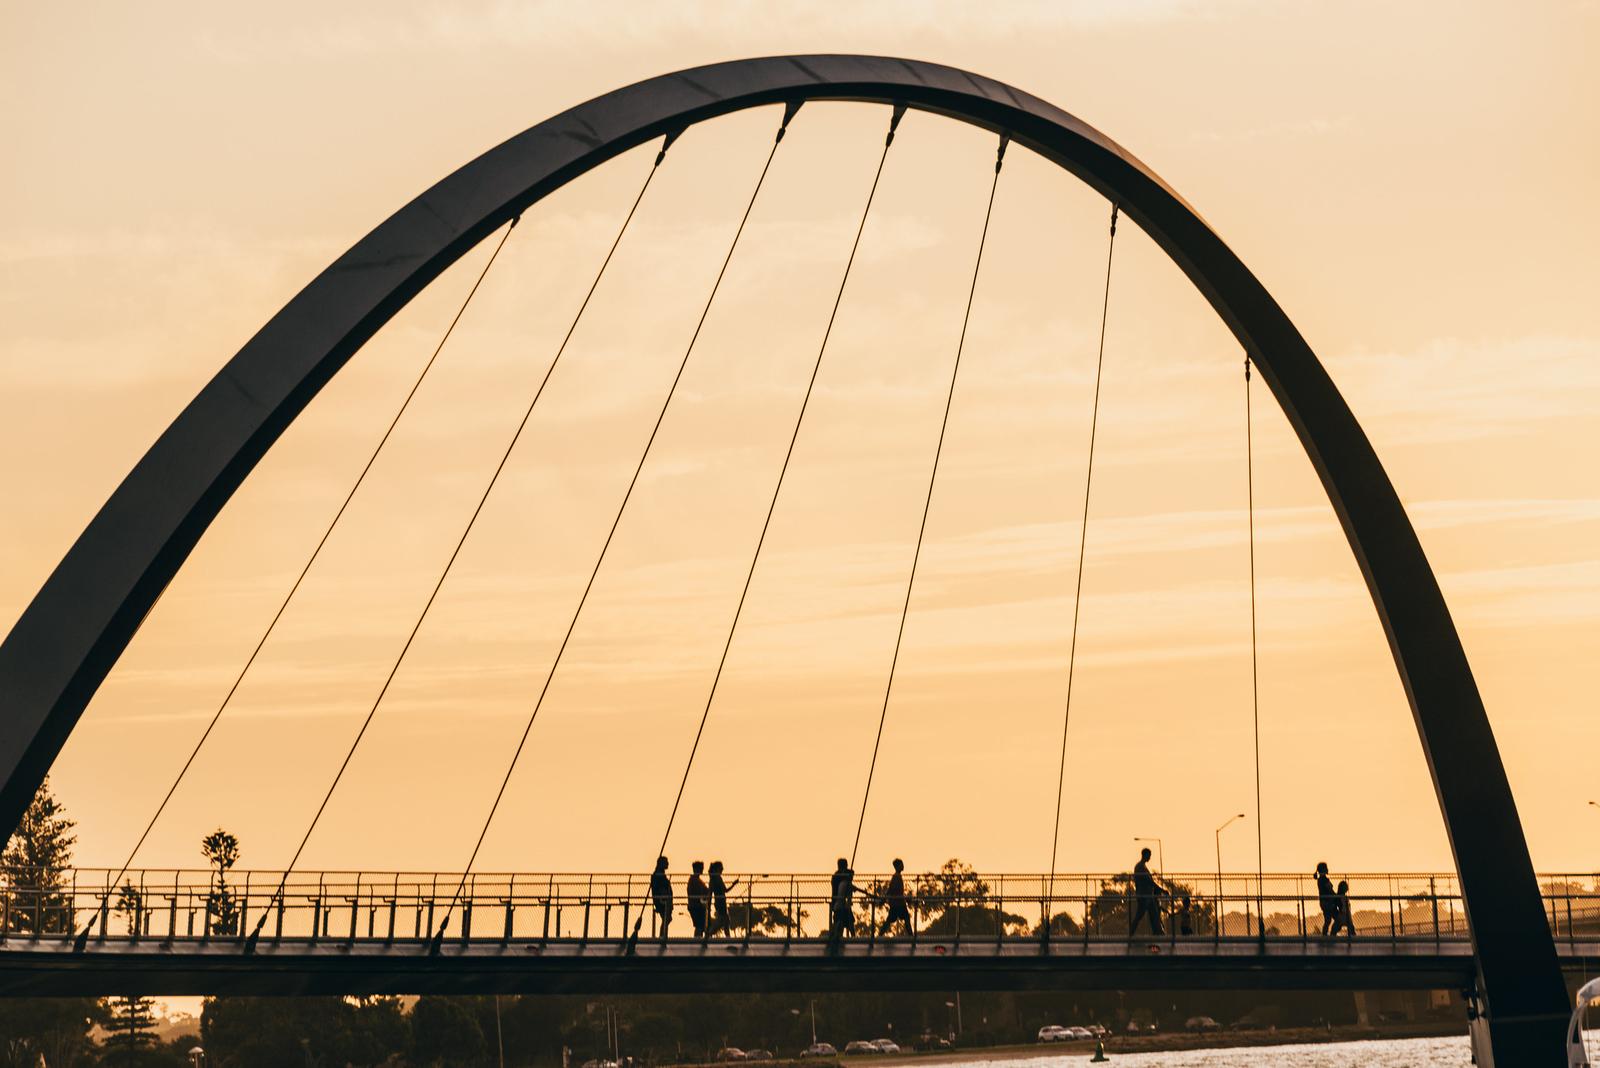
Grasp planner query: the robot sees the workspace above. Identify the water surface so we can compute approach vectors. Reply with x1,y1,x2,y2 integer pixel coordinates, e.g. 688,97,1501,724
940,1036,1471,1067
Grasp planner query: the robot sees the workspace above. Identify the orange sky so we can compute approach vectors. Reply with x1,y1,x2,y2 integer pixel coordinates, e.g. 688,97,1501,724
2,2,1598,881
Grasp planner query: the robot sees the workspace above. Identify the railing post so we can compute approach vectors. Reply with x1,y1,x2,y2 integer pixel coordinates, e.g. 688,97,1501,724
462,874,474,943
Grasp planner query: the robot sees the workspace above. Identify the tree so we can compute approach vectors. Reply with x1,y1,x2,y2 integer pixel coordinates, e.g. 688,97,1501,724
202,995,409,1067
411,996,487,1067
1084,872,1216,937
102,996,162,1064
0,997,101,1068
200,828,241,936
627,1010,685,1061
726,900,804,937
115,881,145,938
2,776,78,934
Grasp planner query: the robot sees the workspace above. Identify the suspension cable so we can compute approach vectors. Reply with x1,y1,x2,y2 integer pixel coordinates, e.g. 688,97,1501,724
425,105,801,952
70,213,523,951
242,132,681,953
1245,353,1265,939
849,134,1008,869
651,104,904,872
1045,202,1119,918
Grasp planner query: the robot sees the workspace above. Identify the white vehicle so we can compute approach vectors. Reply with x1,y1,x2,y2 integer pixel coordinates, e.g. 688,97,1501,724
1067,1027,1093,1040
870,1040,900,1054
1037,1026,1070,1043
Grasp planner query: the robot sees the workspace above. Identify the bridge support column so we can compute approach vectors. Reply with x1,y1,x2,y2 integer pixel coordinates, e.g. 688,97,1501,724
1468,980,1571,1068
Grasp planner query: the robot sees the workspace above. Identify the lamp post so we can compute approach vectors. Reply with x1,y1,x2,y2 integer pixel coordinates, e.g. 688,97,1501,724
1215,814,1245,935
790,1000,817,1045
1133,837,1163,875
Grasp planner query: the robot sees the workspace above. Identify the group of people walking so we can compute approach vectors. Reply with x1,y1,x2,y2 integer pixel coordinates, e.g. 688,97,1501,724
1315,860,1356,939
649,856,739,940
828,857,914,940
648,851,1360,943
646,856,915,943
1127,848,1357,940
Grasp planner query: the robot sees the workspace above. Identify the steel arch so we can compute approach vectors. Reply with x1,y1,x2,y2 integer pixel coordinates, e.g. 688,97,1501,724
0,55,1564,1062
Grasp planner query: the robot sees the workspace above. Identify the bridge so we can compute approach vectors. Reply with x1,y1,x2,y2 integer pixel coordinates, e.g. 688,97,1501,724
0,54,1581,1066
3,869,1597,997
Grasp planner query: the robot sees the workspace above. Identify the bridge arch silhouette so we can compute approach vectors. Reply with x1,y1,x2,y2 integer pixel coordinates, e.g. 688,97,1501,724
0,55,1569,1063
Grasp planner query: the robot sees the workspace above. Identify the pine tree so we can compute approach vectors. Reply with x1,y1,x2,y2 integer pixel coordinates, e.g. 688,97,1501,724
2,775,78,934
102,995,161,1062
201,828,241,936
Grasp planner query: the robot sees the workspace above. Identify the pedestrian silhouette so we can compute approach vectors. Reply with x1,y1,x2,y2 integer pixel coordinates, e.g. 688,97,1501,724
706,860,739,939
687,860,710,939
650,856,672,943
1177,893,1194,937
1315,861,1337,937
829,858,862,942
1129,847,1164,937
877,858,913,937
1328,879,1356,940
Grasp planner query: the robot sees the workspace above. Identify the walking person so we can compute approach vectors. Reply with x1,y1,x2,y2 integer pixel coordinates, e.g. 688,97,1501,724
1315,861,1337,937
1177,893,1195,937
706,860,739,938
649,856,673,943
829,858,863,942
876,858,913,937
1328,880,1356,940
1129,847,1165,937
687,860,710,940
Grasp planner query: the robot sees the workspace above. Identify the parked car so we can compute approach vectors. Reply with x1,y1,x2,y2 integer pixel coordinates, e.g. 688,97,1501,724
870,1040,900,1054
801,1043,838,1059
1067,1027,1093,1040
844,1041,879,1055
716,1049,747,1062
745,1052,775,1062
1037,1025,1069,1043
1185,1017,1221,1033
917,1035,953,1051
1087,1025,1108,1038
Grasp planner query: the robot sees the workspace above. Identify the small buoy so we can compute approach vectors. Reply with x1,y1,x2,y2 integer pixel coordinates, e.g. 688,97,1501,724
1090,1038,1109,1062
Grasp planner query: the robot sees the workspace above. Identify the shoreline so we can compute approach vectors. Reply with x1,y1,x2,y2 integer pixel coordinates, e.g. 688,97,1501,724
879,1022,1465,1063
718,1022,1466,1067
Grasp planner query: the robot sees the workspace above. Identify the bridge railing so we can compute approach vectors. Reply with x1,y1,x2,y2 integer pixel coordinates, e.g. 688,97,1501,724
0,870,1595,948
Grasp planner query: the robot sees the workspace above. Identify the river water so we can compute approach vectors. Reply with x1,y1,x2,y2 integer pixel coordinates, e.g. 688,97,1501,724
942,1036,1473,1067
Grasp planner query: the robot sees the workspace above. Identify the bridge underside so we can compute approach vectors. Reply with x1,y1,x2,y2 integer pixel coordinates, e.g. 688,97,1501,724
6,940,1598,998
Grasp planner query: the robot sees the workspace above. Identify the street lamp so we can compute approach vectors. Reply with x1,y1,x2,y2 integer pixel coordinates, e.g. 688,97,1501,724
790,1000,817,1045
1215,814,1245,935
1134,837,1163,875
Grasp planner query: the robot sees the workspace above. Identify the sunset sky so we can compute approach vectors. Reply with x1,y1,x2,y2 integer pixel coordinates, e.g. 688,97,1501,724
2,2,1597,884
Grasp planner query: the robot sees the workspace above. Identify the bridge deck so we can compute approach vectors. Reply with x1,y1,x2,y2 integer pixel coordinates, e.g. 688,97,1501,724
5,937,1598,996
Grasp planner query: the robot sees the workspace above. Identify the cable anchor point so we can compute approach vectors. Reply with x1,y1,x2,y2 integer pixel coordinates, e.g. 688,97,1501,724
1110,203,1120,237
775,101,803,143
996,134,1010,173
886,102,907,146
656,127,684,165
